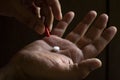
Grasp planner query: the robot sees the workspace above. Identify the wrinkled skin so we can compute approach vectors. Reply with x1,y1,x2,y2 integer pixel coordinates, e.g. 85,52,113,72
7,11,117,80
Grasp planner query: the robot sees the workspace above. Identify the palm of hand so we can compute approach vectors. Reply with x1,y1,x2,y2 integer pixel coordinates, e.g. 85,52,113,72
15,35,83,79
11,11,117,80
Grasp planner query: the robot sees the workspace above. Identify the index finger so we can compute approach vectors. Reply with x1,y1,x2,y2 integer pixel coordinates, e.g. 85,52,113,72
48,0,62,20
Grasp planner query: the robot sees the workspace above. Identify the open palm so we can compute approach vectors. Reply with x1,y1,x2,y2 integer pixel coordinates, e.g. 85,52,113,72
9,11,117,80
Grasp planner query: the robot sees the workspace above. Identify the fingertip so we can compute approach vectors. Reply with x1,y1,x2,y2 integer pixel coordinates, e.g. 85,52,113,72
103,26,118,41
84,58,102,72
56,13,63,20
79,58,102,70
62,11,75,23
108,26,118,37
89,10,97,15
67,11,75,17
35,23,45,34
110,26,118,33
91,58,102,69
89,10,97,17
101,13,109,20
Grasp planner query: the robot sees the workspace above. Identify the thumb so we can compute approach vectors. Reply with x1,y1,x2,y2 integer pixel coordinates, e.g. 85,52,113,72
12,1,45,34
71,58,102,79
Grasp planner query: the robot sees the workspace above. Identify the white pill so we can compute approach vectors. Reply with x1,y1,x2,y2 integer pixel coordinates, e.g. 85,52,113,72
52,46,60,52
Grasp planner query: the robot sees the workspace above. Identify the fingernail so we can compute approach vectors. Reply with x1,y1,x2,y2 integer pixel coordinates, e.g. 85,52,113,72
90,59,102,71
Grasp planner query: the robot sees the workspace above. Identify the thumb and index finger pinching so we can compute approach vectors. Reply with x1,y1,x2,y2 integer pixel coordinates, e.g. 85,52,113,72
14,0,62,35
33,0,62,33
34,0,62,33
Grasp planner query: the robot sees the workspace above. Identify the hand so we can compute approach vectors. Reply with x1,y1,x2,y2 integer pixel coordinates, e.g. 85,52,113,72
0,0,62,34
4,11,117,80
52,10,117,59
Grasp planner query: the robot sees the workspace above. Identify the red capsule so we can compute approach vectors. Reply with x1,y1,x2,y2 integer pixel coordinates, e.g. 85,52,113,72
45,27,50,37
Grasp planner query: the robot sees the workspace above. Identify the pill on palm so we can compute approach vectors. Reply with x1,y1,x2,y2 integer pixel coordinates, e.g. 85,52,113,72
52,46,60,52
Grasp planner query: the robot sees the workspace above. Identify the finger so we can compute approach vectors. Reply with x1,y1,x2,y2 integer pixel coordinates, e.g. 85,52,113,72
49,58,102,80
85,14,108,41
34,0,62,20
66,10,97,43
93,26,117,54
51,11,75,37
76,58,102,79
78,58,102,78
76,14,108,49
47,0,62,20
13,2,45,34
40,6,54,31
82,26,117,59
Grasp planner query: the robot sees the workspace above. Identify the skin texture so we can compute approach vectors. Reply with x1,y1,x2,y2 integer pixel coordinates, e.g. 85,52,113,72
0,0,62,34
0,11,116,80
